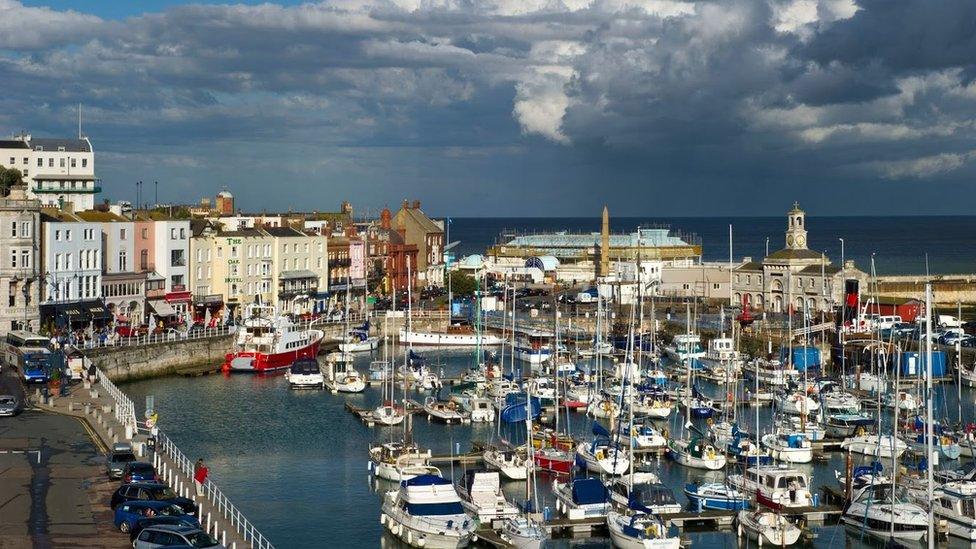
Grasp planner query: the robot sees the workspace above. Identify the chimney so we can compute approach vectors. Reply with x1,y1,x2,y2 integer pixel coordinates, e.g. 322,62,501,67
412,200,421,210
402,199,409,210
381,208,392,230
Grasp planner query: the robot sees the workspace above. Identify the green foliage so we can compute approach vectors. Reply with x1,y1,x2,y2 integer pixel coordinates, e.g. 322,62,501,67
448,270,477,297
0,166,24,196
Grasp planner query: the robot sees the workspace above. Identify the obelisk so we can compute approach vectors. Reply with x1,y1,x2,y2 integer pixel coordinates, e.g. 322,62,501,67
600,205,610,277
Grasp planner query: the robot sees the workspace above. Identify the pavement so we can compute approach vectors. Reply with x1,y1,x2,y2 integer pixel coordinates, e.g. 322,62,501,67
0,368,127,549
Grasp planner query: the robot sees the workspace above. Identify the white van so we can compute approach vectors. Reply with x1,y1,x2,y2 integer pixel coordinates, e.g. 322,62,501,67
938,315,962,328
876,315,902,331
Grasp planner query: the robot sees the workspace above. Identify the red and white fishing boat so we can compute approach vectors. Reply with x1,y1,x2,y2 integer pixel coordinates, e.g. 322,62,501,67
534,446,573,475
222,304,324,373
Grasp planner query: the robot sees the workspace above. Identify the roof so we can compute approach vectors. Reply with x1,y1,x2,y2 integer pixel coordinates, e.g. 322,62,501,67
264,226,305,238
765,248,825,261
29,138,91,153
866,295,922,306
32,174,97,181
736,261,764,272
798,264,841,275
74,210,126,222
525,255,559,270
220,228,264,237
0,140,29,150
397,206,442,234
40,209,82,222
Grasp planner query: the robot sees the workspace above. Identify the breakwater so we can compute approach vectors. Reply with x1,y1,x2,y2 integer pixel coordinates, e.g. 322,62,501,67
88,335,234,382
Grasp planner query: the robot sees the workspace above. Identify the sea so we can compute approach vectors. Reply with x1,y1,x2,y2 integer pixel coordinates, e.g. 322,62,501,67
119,216,976,548
447,216,976,275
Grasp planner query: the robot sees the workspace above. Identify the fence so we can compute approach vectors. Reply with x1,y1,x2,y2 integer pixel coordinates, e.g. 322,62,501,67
78,325,236,350
96,367,276,549
153,431,275,549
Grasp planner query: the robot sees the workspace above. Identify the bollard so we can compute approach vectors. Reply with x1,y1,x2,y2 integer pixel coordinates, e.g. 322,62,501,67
206,512,211,532
67,402,75,412
107,427,114,439
84,403,90,415
213,522,219,538
125,425,134,440
222,531,226,546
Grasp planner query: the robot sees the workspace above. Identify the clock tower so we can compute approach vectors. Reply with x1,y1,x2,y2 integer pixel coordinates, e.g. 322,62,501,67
785,202,807,250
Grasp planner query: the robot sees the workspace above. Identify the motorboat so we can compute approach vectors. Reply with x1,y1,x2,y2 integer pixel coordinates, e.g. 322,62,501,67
664,333,705,364
285,357,324,389
423,397,467,424
727,466,812,509
222,304,324,373
749,359,800,387
736,510,801,546
524,377,556,403
823,413,874,439
619,423,667,450
586,394,620,419
606,510,680,549
761,432,812,464
841,483,928,541
777,391,819,416
487,379,520,399
463,397,495,423
483,447,531,481
727,435,773,466
499,516,546,549
514,333,554,364
552,477,610,519
684,482,749,511
399,324,504,347
368,442,441,482
608,480,681,514
907,432,962,460
338,322,379,352
667,435,726,471
381,474,476,548
699,335,740,372
933,480,976,541
326,356,366,393
840,434,908,459
881,391,920,413
455,470,519,522
629,393,672,419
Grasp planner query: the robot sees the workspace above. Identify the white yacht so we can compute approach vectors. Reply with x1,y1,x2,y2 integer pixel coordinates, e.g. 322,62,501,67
381,474,476,548
777,391,819,415
841,483,928,541
552,477,610,519
456,470,519,522
737,510,801,546
761,432,813,464
483,447,531,481
727,466,812,509
284,357,324,389
840,434,908,459
368,442,441,482
576,439,630,476
423,398,467,424
934,480,976,541
667,435,726,471
500,516,546,549
606,510,681,549
664,333,704,364
464,397,495,423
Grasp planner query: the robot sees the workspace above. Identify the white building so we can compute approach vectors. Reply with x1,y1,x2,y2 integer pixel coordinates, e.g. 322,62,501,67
39,211,102,304
147,216,191,318
0,135,99,210
0,186,41,333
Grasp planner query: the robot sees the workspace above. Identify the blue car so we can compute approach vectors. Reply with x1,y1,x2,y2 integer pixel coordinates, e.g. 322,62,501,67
122,462,160,484
114,500,199,533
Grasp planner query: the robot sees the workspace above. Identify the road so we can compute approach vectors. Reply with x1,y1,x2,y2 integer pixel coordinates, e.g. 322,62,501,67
0,368,126,549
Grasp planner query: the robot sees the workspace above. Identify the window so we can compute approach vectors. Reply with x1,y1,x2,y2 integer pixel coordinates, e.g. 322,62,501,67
119,250,128,271
65,229,72,241
141,228,148,239
171,228,177,239
196,266,202,280
140,249,148,270
10,221,15,237
10,249,16,268
82,158,87,168
230,246,238,258
317,242,323,253
66,253,72,269
36,158,42,168
304,258,309,269
316,257,322,269
59,158,65,168
55,230,61,241
120,228,127,240
171,274,184,288
48,158,53,167
55,253,62,270
197,249,202,263
304,243,309,253
179,228,185,239
713,283,720,289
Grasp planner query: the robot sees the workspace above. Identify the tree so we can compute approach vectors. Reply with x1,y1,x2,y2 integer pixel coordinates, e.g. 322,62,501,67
0,166,23,196
448,270,478,297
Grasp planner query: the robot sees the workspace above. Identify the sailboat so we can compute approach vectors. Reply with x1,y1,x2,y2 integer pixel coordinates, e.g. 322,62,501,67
576,422,630,476
326,285,365,392
736,510,802,546
606,510,680,549
370,316,405,426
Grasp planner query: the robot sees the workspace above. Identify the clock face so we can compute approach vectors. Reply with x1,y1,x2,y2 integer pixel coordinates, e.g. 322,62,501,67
786,235,795,247
797,235,806,247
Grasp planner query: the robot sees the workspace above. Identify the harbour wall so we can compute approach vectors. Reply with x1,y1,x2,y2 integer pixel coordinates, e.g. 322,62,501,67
88,336,235,382
876,274,976,304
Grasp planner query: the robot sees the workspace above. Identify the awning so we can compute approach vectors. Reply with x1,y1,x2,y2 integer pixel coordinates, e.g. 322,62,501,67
148,300,177,316
194,294,223,307
279,270,318,280
61,306,86,319
86,303,112,321
165,291,192,303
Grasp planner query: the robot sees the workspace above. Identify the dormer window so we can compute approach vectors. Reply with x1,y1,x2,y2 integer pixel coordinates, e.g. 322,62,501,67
35,146,43,151
58,146,65,152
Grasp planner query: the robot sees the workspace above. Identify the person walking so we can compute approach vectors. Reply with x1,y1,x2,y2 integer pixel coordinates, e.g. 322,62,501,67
193,459,208,496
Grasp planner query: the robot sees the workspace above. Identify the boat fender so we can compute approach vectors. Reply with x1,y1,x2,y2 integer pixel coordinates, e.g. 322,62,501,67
416,536,426,547
407,531,412,544
380,514,386,526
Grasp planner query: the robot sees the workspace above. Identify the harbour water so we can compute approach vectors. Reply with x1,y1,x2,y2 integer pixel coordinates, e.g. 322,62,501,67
449,216,976,276
122,348,976,548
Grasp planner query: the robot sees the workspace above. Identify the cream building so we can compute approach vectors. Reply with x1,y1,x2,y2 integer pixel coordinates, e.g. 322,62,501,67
0,186,41,332
732,203,867,313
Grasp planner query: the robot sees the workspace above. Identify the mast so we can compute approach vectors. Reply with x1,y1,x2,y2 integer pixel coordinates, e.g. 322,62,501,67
685,301,692,425
925,282,934,549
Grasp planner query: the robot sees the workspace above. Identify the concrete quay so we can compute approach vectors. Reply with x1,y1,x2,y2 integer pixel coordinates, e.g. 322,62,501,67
28,372,272,549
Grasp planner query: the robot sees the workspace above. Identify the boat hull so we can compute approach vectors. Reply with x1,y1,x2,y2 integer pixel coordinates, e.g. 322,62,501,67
223,335,322,373
399,329,503,347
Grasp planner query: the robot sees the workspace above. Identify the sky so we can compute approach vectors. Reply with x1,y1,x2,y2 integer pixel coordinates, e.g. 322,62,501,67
1,0,975,217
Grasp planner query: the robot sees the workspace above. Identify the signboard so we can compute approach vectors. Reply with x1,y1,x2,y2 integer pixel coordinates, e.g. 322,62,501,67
349,240,366,281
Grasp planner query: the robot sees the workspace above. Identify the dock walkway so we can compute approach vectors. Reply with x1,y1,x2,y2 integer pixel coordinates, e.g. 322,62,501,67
33,376,271,549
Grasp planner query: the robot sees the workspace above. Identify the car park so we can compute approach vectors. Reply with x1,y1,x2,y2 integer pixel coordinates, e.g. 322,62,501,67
106,443,137,479
110,482,197,515
114,500,199,533
122,461,161,484
132,525,222,548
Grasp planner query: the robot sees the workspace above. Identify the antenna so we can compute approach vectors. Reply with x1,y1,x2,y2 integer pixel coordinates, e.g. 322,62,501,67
78,103,82,139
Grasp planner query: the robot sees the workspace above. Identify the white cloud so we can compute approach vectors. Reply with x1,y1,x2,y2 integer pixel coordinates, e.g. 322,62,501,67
875,150,976,179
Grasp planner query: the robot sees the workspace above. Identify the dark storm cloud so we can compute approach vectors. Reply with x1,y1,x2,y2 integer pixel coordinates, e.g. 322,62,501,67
0,0,975,215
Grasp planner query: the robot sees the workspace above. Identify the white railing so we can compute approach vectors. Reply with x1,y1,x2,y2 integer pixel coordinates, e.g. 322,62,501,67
155,430,275,549
792,322,835,338
77,325,236,350
95,367,137,431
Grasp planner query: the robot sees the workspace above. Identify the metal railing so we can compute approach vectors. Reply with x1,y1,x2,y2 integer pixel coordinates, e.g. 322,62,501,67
77,325,236,350
155,430,275,549
95,367,137,430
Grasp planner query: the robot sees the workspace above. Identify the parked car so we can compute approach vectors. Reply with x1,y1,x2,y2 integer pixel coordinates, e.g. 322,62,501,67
122,462,160,484
0,395,18,417
116,323,149,338
106,443,137,479
129,516,202,543
132,525,222,548
110,482,197,515
114,500,199,533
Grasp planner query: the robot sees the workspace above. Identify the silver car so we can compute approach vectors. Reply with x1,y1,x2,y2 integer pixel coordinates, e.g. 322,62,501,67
0,395,17,417
106,442,137,479
132,525,223,548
